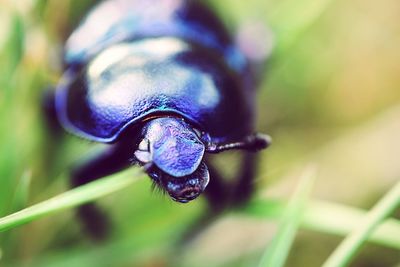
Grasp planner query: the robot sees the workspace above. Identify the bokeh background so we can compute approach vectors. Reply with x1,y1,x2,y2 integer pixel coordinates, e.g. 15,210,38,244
0,0,399,266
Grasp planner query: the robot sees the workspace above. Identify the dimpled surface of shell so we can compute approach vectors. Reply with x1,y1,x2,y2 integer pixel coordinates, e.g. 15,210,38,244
65,0,247,73
56,38,253,143
56,0,256,144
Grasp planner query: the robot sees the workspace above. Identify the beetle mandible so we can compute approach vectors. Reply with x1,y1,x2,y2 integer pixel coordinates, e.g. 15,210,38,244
46,0,271,237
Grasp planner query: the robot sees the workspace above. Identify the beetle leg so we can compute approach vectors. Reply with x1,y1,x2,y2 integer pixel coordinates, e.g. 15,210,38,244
71,143,134,241
178,158,228,243
207,133,271,153
230,151,259,206
42,88,63,133
206,152,259,207
181,153,259,244
203,159,229,213
204,151,260,210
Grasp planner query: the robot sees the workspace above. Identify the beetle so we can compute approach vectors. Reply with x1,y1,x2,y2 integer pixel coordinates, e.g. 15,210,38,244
45,0,271,238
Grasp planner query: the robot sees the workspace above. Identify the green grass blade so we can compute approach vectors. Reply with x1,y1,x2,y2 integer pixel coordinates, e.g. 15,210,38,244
258,165,317,267
10,170,32,213
0,168,145,232
0,12,24,89
244,199,400,250
303,201,400,250
322,180,400,267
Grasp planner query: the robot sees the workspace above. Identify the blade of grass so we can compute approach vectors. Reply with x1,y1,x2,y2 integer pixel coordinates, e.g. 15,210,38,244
0,12,24,91
0,168,145,232
303,200,400,250
244,198,400,250
10,170,32,212
258,165,317,267
322,180,400,267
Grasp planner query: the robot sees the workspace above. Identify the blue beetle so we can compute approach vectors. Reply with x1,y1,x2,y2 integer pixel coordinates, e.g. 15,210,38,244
46,0,270,237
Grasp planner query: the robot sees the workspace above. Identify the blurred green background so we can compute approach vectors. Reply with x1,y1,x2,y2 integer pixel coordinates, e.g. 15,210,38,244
0,0,399,266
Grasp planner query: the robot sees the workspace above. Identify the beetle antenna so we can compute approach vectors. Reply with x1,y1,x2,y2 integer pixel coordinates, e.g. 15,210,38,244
207,133,271,153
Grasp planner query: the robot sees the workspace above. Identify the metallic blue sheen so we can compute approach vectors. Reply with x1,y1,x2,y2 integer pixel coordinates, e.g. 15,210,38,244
65,0,247,73
56,38,254,144
52,0,266,203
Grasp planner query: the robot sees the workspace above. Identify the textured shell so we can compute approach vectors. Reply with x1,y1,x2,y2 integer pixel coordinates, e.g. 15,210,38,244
65,0,247,73
56,38,254,143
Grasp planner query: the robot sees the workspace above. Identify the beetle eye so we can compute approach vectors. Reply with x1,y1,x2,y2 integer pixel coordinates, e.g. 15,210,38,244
138,138,150,151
